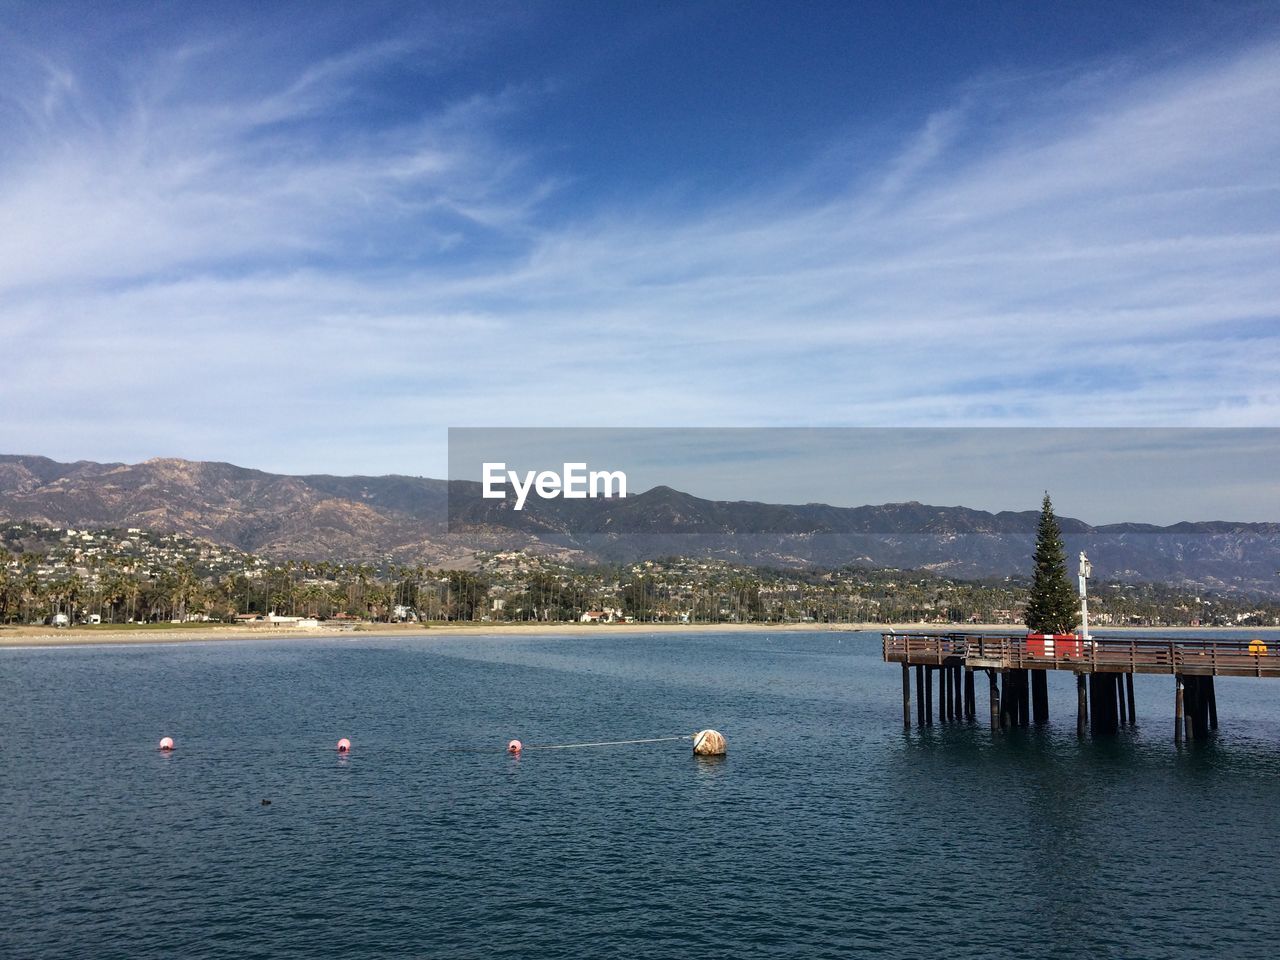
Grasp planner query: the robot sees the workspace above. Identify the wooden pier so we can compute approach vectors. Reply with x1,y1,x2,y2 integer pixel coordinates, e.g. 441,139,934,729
883,632,1275,739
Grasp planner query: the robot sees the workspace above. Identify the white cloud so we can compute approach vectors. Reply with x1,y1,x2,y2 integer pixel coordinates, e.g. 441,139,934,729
1,22,1278,479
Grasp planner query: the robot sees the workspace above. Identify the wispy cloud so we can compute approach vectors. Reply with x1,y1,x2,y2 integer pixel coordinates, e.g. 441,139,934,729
1,12,1278,478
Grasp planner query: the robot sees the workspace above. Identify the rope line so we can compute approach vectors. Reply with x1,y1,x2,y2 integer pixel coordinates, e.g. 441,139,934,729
524,735,692,750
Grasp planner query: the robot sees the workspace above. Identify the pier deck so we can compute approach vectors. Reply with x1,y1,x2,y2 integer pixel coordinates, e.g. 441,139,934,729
885,632,1276,738
883,632,1277,678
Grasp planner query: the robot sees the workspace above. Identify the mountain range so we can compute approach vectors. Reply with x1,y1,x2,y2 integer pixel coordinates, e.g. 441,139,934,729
2,454,1278,595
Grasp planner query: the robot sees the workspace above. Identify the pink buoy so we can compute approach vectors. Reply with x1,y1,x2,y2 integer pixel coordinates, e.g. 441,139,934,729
158,736,175,751
336,738,351,753
507,739,522,755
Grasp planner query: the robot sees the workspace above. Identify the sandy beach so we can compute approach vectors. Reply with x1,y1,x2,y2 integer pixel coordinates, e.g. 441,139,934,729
0,620,879,647
3,620,1272,648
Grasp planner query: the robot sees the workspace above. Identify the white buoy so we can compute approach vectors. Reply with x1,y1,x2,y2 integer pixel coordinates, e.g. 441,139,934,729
692,729,726,756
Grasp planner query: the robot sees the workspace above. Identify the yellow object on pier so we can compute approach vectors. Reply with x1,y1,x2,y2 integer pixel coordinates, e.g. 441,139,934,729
1249,639,1268,655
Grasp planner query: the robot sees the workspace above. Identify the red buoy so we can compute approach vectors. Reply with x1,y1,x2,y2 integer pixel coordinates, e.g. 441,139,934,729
507,739,522,755
158,736,175,751
336,738,351,753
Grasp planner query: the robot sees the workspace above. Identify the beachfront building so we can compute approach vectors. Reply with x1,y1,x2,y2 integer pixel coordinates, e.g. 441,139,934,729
580,607,623,623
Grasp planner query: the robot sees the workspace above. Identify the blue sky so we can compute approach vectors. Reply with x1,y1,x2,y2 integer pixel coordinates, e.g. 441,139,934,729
449,427,1280,524
2,1,1279,514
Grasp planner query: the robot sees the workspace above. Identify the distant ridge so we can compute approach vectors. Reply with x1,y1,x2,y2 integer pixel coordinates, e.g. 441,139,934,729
2,454,1278,594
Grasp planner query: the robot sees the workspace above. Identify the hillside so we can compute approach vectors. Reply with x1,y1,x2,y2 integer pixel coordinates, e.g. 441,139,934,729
2,454,1278,594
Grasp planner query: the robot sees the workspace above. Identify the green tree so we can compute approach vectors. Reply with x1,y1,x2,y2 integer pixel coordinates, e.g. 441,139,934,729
622,575,658,620
0,564,17,622
446,570,489,621
1024,492,1078,634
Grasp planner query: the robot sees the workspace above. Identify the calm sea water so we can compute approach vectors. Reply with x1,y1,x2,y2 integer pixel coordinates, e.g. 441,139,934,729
4,629,1280,959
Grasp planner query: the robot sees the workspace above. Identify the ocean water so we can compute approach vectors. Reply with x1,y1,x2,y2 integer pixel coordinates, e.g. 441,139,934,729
4,629,1280,959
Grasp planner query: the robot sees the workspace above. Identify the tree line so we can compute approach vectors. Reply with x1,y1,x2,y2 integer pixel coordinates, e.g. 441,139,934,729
2,547,1276,628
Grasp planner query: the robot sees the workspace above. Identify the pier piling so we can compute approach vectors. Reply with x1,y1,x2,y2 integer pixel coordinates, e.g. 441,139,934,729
999,670,1030,728
902,664,911,729
1184,676,1196,739
1031,671,1049,725
1185,674,1197,740
1207,676,1218,731
1076,674,1087,737
999,671,1011,729
1089,673,1119,736
1182,675,1213,740
1175,677,1185,742
936,665,944,723
1125,673,1136,725
987,669,999,730
916,665,925,726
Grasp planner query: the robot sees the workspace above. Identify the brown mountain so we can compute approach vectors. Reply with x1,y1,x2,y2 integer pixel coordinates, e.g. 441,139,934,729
2,454,1278,594
0,455,476,565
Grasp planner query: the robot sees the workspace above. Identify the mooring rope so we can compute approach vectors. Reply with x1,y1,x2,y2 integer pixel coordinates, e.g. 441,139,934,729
524,735,693,750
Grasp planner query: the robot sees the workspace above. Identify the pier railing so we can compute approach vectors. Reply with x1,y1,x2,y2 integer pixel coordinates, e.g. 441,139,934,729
882,632,1277,678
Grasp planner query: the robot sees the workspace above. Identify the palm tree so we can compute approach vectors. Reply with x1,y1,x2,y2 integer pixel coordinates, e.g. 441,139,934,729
19,553,40,623
0,564,17,623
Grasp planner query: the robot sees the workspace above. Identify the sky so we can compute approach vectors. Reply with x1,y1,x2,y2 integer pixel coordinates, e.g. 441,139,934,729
449,427,1280,525
1,1,1279,518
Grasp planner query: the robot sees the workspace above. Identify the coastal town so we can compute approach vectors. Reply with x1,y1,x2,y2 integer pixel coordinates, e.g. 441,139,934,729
3,519,1277,630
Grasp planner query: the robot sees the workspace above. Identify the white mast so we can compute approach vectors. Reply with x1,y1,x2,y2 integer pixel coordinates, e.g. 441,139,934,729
1078,551,1092,640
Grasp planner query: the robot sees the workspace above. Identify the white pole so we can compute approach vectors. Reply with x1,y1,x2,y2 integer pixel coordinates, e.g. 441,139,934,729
1078,551,1092,640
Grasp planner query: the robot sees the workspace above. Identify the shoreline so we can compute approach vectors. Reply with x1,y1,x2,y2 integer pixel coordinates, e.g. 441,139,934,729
2,621,857,648
3,620,1277,649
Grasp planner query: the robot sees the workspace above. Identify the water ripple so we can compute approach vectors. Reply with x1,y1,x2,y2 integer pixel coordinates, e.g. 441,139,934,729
3,632,1280,958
